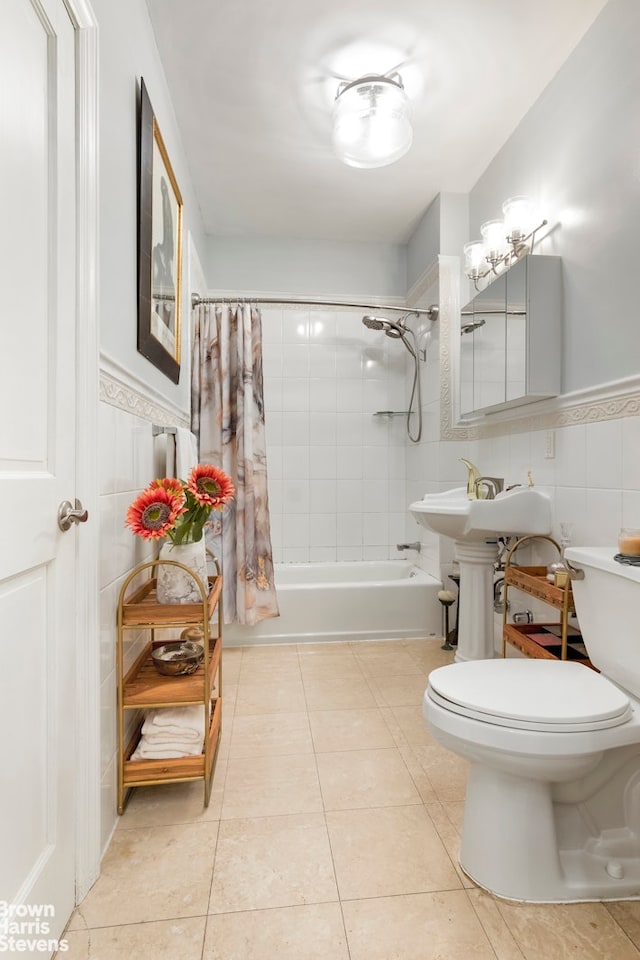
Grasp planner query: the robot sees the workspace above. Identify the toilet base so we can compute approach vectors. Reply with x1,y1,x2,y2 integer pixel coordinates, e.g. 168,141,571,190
460,763,640,902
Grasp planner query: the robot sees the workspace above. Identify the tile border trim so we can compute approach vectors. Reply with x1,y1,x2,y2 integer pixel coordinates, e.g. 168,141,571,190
99,361,189,429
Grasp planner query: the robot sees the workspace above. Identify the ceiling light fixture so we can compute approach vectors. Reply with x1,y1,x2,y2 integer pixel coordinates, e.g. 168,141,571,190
463,196,548,289
332,72,413,169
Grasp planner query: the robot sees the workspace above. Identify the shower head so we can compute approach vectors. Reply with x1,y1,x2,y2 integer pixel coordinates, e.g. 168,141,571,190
362,314,417,358
362,315,405,338
362,315,387,331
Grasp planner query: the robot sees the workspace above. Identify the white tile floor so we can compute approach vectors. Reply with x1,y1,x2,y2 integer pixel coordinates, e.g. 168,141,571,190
61,639,640,959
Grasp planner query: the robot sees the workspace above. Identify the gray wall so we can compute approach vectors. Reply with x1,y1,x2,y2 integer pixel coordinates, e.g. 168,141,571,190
206,236,407,299
95,0,208,410
468,0,640,394
204,190,468,304
406,193,470,293
406,195,441,291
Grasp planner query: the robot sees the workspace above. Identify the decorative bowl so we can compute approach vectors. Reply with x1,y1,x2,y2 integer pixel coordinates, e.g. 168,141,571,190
151,641,204,676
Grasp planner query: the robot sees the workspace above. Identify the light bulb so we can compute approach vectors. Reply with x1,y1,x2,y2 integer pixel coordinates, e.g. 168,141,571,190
480,219,508,262
463,241,485,278
502,196,537,242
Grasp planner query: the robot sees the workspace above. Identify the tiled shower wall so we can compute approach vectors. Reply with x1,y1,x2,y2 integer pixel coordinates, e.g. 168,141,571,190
261,307,411,563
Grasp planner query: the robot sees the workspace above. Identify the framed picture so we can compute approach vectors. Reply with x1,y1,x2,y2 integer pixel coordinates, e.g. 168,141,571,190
137,78,183,383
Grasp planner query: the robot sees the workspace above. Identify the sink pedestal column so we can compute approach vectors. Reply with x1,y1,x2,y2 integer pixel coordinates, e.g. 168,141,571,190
454,540,499,662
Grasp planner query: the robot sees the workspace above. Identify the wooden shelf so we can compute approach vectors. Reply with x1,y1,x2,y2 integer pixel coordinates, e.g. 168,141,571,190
504,623,595,668
120,575,222,626
504,566,575,611
122,636,221,708
117,560,224,814
122,697,222,788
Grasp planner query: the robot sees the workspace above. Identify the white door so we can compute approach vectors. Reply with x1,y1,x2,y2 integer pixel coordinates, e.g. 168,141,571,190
1,0,79,943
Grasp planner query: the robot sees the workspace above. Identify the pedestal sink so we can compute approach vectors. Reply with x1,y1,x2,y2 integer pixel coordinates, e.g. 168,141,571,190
409,486,552,661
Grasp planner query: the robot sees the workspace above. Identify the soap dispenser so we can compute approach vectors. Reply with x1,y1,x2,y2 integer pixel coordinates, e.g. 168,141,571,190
460,459,481,499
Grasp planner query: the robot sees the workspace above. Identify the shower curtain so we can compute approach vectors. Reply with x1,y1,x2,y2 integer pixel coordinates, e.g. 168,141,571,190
192,301,279,625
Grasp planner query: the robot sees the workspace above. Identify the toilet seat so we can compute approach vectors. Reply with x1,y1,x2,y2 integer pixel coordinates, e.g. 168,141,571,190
428,659,632,733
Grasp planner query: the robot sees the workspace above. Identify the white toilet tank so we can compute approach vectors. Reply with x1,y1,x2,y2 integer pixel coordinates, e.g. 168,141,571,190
565,546,640,696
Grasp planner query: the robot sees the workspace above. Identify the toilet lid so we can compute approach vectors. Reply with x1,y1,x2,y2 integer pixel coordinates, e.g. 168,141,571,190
428,659,632,732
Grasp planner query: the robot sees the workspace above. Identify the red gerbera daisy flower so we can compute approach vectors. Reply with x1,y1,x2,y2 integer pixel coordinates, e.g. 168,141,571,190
187,464,235,510
125,486,183,540
151,477,187,511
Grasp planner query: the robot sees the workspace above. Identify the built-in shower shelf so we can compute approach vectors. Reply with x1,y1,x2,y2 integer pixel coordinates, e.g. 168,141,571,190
373,410,409,418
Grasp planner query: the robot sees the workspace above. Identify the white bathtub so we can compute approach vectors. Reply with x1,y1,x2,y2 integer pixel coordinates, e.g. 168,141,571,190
224,560,442,647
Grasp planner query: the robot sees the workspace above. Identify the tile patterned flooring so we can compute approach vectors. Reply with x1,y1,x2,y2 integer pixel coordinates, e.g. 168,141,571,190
62,639,640,959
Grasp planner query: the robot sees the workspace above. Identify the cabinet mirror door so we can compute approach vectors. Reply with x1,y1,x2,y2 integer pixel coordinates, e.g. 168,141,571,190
458,254,560,417
460,273,507,415
505,256,527,403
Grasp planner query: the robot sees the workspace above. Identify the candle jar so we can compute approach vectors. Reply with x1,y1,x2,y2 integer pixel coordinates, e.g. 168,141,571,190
618,528,640,557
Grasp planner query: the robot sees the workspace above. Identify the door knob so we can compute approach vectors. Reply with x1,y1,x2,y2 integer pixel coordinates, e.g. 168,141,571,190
58,498,89,531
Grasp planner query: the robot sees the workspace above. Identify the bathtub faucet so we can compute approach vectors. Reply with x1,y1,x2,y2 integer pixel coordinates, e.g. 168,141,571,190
397,542,421,552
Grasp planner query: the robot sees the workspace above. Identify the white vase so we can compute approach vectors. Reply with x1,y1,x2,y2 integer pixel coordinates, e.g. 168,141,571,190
156,540,208,604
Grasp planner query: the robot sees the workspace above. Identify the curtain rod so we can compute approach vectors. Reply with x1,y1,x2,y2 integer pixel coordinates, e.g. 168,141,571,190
191,294,438,319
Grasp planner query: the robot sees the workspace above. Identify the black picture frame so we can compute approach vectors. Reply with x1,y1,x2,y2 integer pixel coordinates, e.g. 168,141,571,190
137,78,183,383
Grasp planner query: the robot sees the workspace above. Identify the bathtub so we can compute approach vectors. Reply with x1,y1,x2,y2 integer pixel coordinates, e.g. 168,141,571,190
224,560,442,647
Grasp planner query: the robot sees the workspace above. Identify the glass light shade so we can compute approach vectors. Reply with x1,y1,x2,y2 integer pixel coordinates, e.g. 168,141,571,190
333,75,413,169
480,219,508,260
502,196,536,241
463,240,485,277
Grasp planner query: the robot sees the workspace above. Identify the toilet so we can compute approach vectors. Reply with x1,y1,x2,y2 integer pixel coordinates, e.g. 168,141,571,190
423,546,640,902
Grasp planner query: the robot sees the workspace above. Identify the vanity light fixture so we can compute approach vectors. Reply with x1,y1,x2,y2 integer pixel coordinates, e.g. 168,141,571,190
463,195,548,289
502,195,537,245
332,72,413,169
480,219,509,266
463,241,486,283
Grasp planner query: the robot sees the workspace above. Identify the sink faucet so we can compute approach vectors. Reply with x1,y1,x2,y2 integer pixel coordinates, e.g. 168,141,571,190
460,458,481,498
474,476,504,500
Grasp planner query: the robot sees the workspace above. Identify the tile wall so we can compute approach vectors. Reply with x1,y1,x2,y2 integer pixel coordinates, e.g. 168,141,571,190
429,415,640,552
97,399,162,852
261,308,411,563
476,415,640,650
475,416,640,546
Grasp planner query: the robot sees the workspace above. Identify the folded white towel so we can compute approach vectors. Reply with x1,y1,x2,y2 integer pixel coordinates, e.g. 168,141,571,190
133,705,207,760
140,729,202,744
131,738,203,760
143,705,205,738
175,428,198,478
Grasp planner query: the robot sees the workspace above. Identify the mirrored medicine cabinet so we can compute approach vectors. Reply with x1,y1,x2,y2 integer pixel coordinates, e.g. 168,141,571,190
459,254,562,417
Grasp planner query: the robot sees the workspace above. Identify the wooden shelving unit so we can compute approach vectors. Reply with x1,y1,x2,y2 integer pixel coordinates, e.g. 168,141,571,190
502,535,594,668
116,559,223,813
